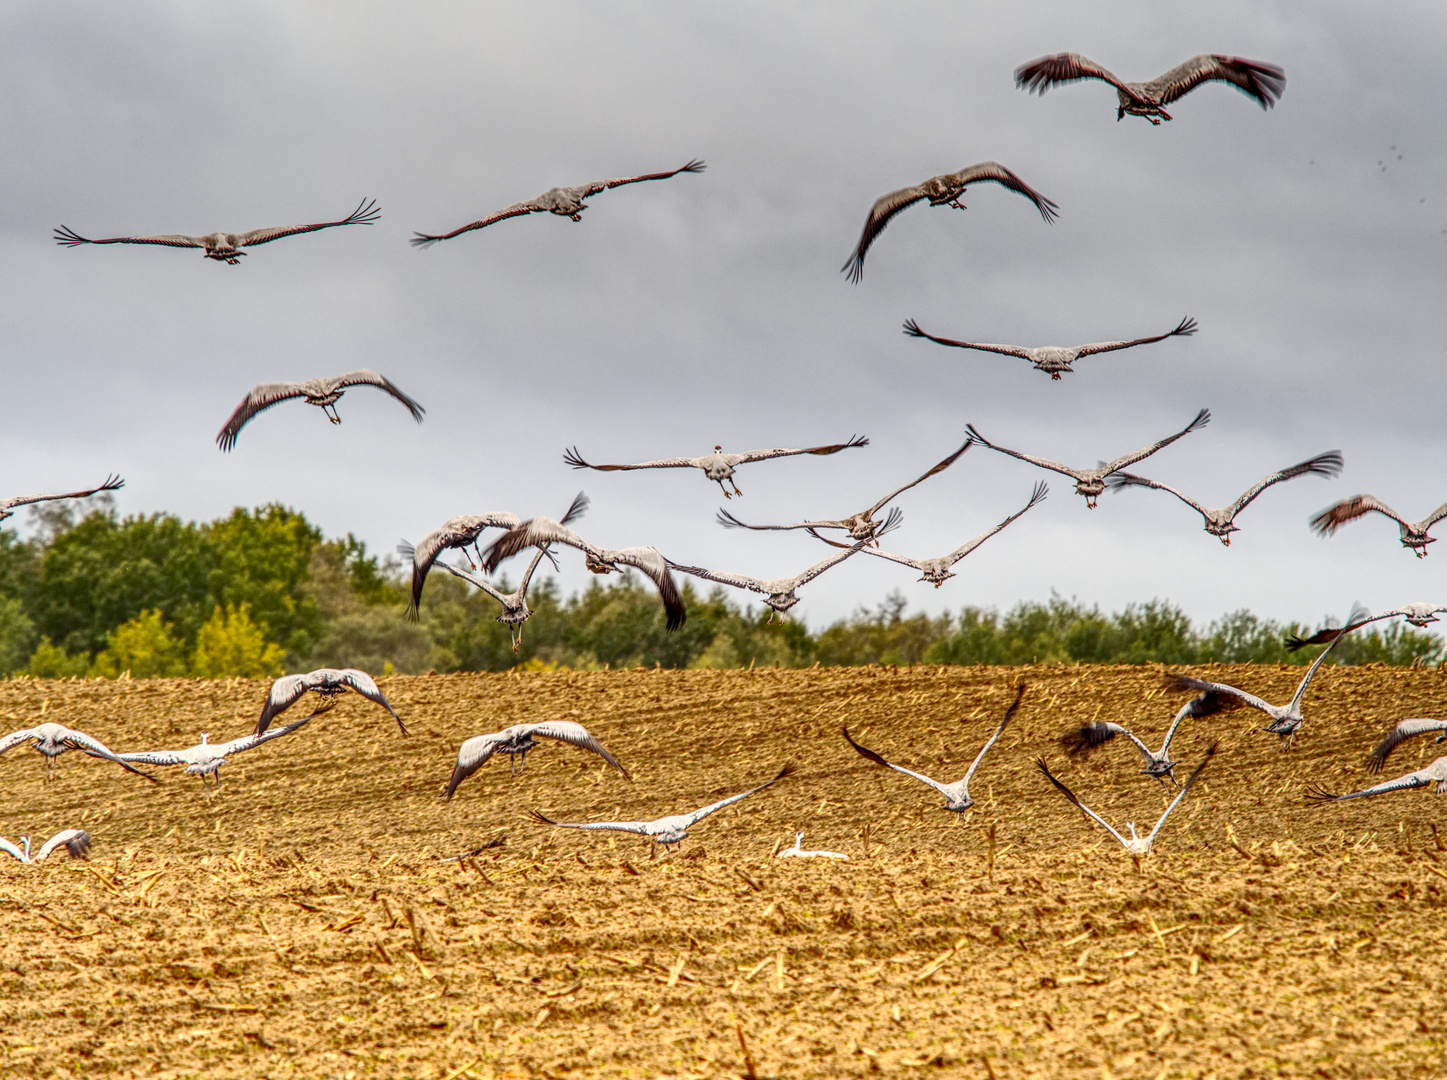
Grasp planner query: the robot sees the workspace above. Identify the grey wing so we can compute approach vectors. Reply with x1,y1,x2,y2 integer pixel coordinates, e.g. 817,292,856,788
1014,52,1132,96
1035,759,1130,847
1103,472,1207,516
665,559,766,595
609,547,686,631
1368,719,1447,774
0,837,25,861
563,447,698,471
1143,743,1216,846
1287,603,1369,712
866,438,971,516
842,726,955,799
1102,409,1210,473
35,830,90,861
218,713,313,756
339,669,407,734
446,733,505,799
116,748,190,766
1310,495,1406,536
683,764,794,827
1421,501,1447,529
1163,673,1273,716
949,163,1059,224
0,474,125,512
411,202,541,248
1224,451,1345,520
902,319,1032,358
527,810,652,836
53,226,205,249
1058,721,1142,761
716,507,839,533
964,424,1082,479
256,674,308,734
331,370,425,423
0,729,40,756
238,199,380,246
946,481,1047,565
1312,759,1447,801
733,435,871,463
1146,55,1286,109
216,382,309,451
483,518,600,573
841,184,929,283
1073,317,1199,357
61,728,157,777
599,158,706,190
793,543,866,588
962,681,1026,787
529,721,630,779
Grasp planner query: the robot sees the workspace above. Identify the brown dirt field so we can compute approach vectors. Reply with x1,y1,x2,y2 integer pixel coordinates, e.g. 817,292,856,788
2,664,1446,1079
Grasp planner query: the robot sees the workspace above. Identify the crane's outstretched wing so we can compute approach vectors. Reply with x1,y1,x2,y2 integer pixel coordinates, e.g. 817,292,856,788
530,720,631,779
946,163,1059,223
563,447,698,471
1285,603,1368,713
527,810,653,836
1286,605,1396,652
331,370,426,423
446,733,508,799
482,502,599,573
411,202,541,248
1146,55,1285,109
1058,721,1154,764
717,508,849,533
60,729,159,781
606,547,686,631
946,482,1047,565
965,424,1082,480
1142,743,1216,846
1164,673,1274,717
841,183,930,284
216,383,309,451
1160,691,1240,749
1222,451,1344,520
842,727,955,800
338,669,407,735
215,714,314,757
791,543,867,589
1368,719,1447,774
732,435,870,463
1101,408,1210,473
0,728,43,756
238,199,380,246
902,319,1032,359
864,438,971,517
0,837,26,862
962,681,1027,788
1035,759,1131,848
401,512,523,616
53,226,206,250
256,674,309,734
665,560,767,594
1423,501,1447,529
591,158,706,193
1309,495,1408,536
1306,757,1447,802
1014,53,1133,97
1071,316,1197,358
682,764,793,827
1105,472,1209,516
0,475,125,514
34,829,91,862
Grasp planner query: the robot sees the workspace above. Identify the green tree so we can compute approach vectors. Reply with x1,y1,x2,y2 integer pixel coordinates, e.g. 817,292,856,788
815,592,953,666
90,610,186,678
191,603,287,678
206,505,325,658
25,637,90,678
0,598,37,674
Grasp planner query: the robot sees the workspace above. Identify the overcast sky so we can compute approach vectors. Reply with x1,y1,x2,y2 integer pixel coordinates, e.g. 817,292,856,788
2,2,1443,634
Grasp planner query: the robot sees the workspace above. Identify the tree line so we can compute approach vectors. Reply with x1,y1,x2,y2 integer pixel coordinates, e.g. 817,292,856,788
0,496,1439,678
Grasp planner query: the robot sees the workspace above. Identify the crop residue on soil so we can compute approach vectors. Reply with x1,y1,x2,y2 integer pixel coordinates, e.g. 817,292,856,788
1,664,1445,1078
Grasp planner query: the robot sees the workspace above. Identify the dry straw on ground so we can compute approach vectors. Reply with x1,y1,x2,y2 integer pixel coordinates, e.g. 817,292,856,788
1,664,1445,1078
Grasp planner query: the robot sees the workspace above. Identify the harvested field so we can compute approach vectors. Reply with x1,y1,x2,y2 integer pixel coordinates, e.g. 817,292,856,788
2,664,1446,1079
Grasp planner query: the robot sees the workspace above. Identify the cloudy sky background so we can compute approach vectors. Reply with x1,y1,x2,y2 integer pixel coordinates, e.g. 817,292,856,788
1,1,1442,632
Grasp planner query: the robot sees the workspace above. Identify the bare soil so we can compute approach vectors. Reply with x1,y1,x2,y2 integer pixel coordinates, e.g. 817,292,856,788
1,664,1445,1079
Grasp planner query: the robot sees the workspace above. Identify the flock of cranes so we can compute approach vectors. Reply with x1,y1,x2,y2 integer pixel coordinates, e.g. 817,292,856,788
6,46,1444,868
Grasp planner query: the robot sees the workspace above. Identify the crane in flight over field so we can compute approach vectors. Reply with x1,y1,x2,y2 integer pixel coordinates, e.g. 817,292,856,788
967,409,1209,507
118,715,313,794
842,682,1026,813
528,765,793,851
810,481,1046,586
1014,53,1285,124
1364,719,1447,775
1037,743,1217,859
1,475,123,523
1059,690,1238,788
0,722,157,783
412,160,705,247
1285,602,1447,650
1107,450,1344,544
482,504,685,631
669,541,868,618
1310,495,1447,557
446,720,630,798
1306,756,1447,803
55,199,379,264
0,830,91,864
564,436,868,499
843,162,1057,283
718,438,970,543
904,316,1196,380
255,668,405,735
403,540,554,651
217,370,424,451
1164,604,1368,746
